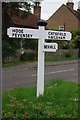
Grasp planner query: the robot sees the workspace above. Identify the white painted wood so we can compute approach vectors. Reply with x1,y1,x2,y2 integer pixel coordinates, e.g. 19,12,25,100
45,30,72,40
7,27,39,39
37,26,45,97
7,27,72,40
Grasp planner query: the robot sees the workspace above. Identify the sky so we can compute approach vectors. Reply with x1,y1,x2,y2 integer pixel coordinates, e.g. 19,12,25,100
40,0,80,20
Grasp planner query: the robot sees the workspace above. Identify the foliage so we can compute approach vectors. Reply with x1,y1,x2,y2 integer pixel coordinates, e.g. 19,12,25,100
62,30,80,49
2,2,32,62
65,51,71,58
2,33,21,63
20,52,37,61
47,29,80,49
2,1,38,19
2,2,31,13
24,39,38,50
2,80,78,119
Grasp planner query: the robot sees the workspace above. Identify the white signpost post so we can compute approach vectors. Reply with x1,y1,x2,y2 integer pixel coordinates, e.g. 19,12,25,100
7,20,72,97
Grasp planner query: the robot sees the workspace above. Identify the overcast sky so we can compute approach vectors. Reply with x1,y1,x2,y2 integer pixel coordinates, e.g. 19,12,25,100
40,0,80,20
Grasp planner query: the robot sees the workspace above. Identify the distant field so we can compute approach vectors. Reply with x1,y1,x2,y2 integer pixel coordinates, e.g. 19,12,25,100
2,79,79,119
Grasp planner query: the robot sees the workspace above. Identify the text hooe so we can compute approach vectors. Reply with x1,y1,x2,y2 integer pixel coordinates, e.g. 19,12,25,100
12,29,33,38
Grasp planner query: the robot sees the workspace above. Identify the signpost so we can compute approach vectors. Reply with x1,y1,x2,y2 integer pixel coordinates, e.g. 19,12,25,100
7,27,72,40
7,27,39,39
44,43,58,52
7,19,72,97
45,30,72,40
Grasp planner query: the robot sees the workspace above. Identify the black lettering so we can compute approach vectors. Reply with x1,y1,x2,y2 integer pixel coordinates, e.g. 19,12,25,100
48,36,51,39
50,32,53,35
27,34,29,37
26,34,28,38
23,34,26,37
50,45,53,49
44,45,47,49
12,29,23,34
13,33,18,38
15,29,18,33
19,29,23,33
61,37,62,39
47,45,49,49
59,33,63,36
17,34,20,37
55,32,59,35
12,33,15,37
18,34,22,38
63,37,65,39
12,29,16,33
25,34,33,38
30,34,33,38
64,33,66,36
52,32,55,35
48,31,51,35
56,36,58,39
14,34,17,38
50,36,52,39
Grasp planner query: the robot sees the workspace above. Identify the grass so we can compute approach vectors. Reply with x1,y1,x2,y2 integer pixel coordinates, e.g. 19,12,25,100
45,56,78,62
2,61,27,67
2,79,79,119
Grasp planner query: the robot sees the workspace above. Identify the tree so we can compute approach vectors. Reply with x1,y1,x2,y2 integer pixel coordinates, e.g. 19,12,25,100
2,2,32,63
62,30,80,49
24,39,38,51
2,32,21,63
2,2,31,12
